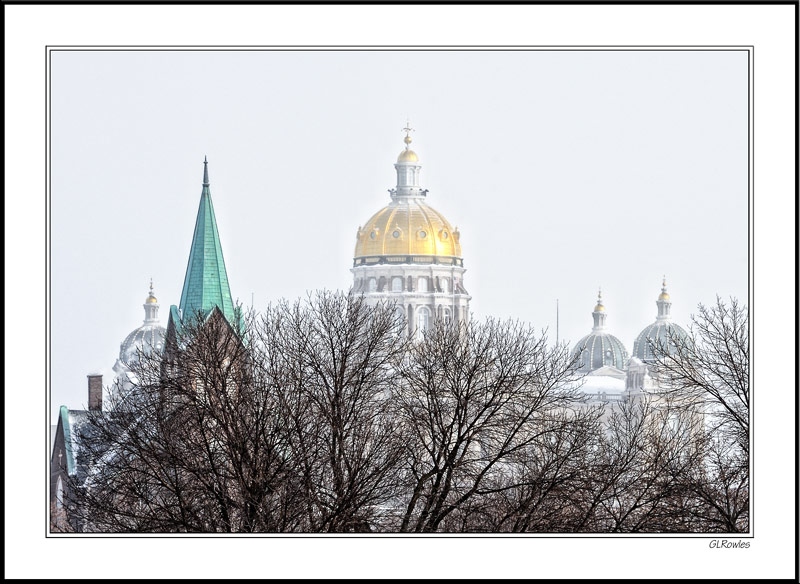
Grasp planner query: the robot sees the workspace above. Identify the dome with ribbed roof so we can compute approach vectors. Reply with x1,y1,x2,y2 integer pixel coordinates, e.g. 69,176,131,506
353,127,463,267
632,278,691,363
571,290,629,373
118,281,165,364
354,199,462,260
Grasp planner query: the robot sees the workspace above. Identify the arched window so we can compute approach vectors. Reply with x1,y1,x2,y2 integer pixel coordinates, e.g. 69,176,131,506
417,306,431,334
443,307,452,325
392,277,402,292
368,278,378,293
440,278,449,293
417,277,428,293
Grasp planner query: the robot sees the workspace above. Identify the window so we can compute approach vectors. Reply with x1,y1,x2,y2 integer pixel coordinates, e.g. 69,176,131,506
417,306,431,334
392,277,402,292
368,278,378,293
417,277,428,292
443,307,452,325
56,477,64,509
393,230,401,238
370,231,377,240
419,230,427,239
440,278,449,293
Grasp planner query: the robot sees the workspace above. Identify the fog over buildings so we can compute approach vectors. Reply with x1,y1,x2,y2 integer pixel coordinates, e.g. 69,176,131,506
50,49,748,420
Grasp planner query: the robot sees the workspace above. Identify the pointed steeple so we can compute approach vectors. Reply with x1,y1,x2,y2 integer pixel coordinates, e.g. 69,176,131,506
178,158,236,325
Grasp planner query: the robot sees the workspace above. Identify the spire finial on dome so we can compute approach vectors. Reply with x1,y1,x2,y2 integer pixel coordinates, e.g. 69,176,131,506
594,287,605,312
203,156,209,187
658,275,670,302
146,278,158,304
402,120,414,149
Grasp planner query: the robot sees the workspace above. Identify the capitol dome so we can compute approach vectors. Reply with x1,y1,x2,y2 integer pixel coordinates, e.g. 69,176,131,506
117,281,166,364
354,200,462,262
571,290,629,373
353,125,463,267
632,278,691,363
350,125,471,336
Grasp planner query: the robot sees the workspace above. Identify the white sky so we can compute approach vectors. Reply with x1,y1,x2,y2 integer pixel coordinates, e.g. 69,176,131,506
50,48,748,420
6,4,796,581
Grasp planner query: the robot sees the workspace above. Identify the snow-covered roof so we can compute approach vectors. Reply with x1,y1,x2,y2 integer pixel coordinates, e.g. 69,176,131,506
579,374,626,394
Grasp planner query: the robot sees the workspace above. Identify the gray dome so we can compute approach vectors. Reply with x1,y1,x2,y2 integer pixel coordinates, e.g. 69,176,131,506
120,323,165,364
632,321,690,363
571,332,629,373
118,281,165,364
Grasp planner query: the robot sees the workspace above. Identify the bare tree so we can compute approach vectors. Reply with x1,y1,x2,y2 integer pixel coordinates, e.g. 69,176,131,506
393,318,583,533
63,293,748,533
70,307,300,532
68,292,409,533
257,291,410,532
650,296,750,532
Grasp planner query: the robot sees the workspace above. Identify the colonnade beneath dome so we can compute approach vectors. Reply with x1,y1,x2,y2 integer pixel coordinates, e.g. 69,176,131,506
351,262,470,338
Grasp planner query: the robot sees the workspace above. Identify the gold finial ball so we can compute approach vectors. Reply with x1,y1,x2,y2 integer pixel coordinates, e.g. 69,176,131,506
404,134,412,146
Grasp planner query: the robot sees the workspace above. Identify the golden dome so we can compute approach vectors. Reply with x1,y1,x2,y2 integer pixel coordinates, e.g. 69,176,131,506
658,291,670,301
354,198,462,259
594,303,605,311
397,149,419,163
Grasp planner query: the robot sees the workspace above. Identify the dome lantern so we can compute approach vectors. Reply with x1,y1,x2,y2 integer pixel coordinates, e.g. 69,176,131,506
393,122,424,198
143,279,159,323
656,275,672,321
592,287,607,331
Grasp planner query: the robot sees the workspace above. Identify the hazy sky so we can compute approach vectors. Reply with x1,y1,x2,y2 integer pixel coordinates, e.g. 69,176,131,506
50,49,748,420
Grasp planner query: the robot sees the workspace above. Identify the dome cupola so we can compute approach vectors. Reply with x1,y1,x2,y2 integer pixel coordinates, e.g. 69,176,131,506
571,289,629,373
353,124,463,267
632,277,691,363
118,280,166,364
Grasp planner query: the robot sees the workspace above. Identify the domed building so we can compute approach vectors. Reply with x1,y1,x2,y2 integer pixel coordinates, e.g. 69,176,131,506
632,277,691,363
571,290,629,373
111,280,166,395
351,125,470,336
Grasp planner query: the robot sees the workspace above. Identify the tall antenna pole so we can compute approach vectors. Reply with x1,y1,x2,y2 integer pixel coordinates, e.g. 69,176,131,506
556,298,559,346
251,292,254,310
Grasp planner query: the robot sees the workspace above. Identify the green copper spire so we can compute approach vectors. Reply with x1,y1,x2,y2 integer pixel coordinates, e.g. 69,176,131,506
178,157,236,325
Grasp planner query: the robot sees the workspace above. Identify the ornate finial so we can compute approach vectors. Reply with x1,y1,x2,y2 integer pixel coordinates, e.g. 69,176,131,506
146,278,158,304
203,156,209,187
402,121,414,148
594,287,605,312
658,275,671,302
